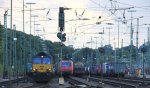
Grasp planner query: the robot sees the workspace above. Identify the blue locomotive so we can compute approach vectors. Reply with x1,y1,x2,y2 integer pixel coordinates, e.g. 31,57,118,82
30,52,53,82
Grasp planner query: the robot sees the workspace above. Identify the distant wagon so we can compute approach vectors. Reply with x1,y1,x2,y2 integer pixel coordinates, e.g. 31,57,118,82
73,62,86,76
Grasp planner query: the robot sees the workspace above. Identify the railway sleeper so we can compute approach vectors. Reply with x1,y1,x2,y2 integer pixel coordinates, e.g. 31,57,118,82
69,77,100,87
89,77,137,88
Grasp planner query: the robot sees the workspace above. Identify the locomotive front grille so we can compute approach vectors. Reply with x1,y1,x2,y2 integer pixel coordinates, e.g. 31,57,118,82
32,64,52,72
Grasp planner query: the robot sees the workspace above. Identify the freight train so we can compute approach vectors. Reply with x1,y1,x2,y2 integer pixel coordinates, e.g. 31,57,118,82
57,59,128,77
100,62,128,77
27,52,53,82
73,62,128,77
73,62,86,76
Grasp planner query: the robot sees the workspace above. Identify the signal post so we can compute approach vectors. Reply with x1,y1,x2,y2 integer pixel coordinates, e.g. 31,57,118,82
58,7,66,85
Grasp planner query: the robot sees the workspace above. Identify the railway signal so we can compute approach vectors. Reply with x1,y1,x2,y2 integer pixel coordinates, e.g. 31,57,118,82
59,7,65,31
62,33,66,42
57,32,66,42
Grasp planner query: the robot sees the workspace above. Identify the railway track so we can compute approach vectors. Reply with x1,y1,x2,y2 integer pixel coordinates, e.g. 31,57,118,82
91,75,150,83
66,76,120,88
0,77,59,88
90,75,150,86
104,77,150,85
66,77,90,88
24,82,50,88
66,77,101,88
22,77,59,88
0,77,26,88
88,76,137,88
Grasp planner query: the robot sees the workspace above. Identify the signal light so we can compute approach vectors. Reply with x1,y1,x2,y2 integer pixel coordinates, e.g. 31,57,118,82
59,7,65,31
57,32,66,42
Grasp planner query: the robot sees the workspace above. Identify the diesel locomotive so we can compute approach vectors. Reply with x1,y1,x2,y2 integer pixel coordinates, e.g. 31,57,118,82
30,52,53,82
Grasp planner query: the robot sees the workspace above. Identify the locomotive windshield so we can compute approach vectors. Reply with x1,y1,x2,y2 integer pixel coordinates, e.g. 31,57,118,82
33,58,42,64
62,62,71,67
43,57,51,64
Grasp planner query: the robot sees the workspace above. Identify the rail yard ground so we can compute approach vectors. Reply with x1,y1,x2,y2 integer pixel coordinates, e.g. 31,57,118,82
1,76,150,88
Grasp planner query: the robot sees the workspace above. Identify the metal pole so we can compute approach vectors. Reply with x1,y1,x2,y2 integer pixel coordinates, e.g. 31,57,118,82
96,37,98,49
136,18,139,67
60,38,62,77
121,39,123,59
2,13,5,78
101,34,103,47
91,36,92,49
142,52,145,84
128,10,136,75
32,15,38,55
19,32,23,79
128,10,136,44
29,4,31,63
128,10,136,46
35,24,40,53
13,24,17,78
133,15,143,70
12,25,15,76
14,25,17,73
10,0,13,78
109,28,110,45
115,43,116,62
131,14,133,46
34,16,36,55
10,0,12,31
114,36,116,62
23,0,26,79
9,0,13,86
118,21,119,48
136,18,139,48
13,25,18,85
148,27,150,43
26,2,36,63
130,46,132,75
3,11,8,79
94,37,98,49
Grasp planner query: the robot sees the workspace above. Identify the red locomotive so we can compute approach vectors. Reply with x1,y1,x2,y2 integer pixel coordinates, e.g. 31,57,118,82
60,60,73,76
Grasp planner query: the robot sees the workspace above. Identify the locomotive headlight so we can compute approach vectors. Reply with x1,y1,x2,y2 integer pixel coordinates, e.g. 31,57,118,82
33,68,36,71
47,68,51,71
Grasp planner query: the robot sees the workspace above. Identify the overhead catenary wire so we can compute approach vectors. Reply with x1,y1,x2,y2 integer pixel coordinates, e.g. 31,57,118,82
0,0,149,48
111,0,150,10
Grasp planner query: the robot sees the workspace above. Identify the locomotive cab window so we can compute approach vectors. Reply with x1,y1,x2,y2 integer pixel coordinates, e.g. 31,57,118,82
62,62,71,67
33,58,42,64
43,57,51,64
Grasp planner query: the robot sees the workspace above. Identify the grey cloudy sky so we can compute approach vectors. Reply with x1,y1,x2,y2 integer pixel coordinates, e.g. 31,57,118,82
0,0,150,48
